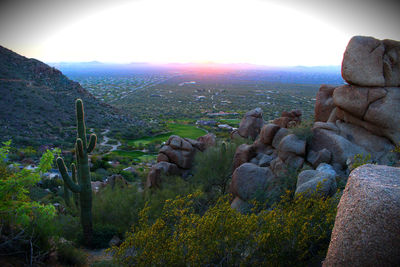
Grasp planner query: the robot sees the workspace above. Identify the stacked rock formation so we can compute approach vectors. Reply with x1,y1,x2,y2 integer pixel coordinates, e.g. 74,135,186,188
146,133,216,187
230,36,400,210
311,36,400,172
230,110,309,211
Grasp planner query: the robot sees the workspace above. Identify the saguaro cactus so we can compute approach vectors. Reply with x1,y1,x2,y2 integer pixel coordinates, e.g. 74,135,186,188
57,99,97,246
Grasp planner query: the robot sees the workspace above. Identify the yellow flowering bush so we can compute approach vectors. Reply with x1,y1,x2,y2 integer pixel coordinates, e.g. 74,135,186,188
110,190,339,266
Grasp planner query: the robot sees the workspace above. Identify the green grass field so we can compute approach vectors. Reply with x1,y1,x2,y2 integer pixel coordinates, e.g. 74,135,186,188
127,123,207,147
111,150,157,161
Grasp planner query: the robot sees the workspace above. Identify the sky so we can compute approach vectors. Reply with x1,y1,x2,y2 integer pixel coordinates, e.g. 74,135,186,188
0,0,399,66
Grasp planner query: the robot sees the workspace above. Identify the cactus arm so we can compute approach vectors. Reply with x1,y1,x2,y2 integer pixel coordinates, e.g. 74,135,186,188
56,157,81,193
70,163,80,208
76,138,84,158
87,134,97,153
76,99,87,147
71,163,77,183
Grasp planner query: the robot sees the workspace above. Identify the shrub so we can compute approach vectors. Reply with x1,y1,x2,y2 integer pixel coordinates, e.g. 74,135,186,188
56,242,87,266
192,141,238,205
289,120,314,143
92,185,145,234
111,190,339,266
143,175,199,222
91,260,122,267
54,214,81,243
351,153,373,170
91,224,119,249
249,191,339,266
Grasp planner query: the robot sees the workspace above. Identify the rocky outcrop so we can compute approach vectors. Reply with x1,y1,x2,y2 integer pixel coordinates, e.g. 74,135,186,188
272,110,302,128
146,133,216,188
323,165,400,266
232,108,264,140
312,36,400,172
229,36,400,211
341,36,400,87
158,135,196,169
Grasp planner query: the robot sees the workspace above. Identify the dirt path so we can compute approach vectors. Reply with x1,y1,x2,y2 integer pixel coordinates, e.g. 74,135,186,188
100,129,121,152
84,248,113,266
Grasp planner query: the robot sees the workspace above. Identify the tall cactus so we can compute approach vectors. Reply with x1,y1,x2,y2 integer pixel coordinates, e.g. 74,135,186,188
56,99,97,246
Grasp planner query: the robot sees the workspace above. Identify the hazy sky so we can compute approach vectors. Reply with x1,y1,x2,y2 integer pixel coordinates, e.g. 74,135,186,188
0,0,399,66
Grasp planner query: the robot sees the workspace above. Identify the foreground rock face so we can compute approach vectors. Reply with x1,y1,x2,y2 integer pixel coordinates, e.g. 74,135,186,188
324,165,400,266
342,36,400,86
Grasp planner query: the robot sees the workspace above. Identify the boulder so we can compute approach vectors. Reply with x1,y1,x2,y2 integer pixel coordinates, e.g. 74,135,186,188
272,116,291,128
284,154,305,170
259,123,281,145
315,84,336,122
196,133,216,150
323,165,400,266
157,152,169,163
342,36,386,86
230,163,275,201
233,144,257,170
252,139,274,155
364,87,400,144
310,126,368,169
335,120,395,164
342,36,400,87
237,108,264,140
107,174,129,189
277,134,306,157
295,163,337,197
270,157,288,177
159,135,195,169
148,133,216,188
230,197,251,213
146,162,180,188
272,110,302,128
332,85,372,118
257,153,274,167
307,148,331,168
167,135,193,151
382,39,400,86
271,128,289,148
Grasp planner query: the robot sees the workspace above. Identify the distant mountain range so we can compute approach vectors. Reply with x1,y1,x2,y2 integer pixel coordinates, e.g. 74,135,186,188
0,45,146,147
49,61,344,85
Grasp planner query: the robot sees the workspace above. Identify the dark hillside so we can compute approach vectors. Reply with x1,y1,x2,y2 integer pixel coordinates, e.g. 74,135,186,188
0,45,147,147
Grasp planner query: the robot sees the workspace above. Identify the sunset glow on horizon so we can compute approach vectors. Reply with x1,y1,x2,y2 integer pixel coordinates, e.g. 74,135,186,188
1,0,399,66
37,0,349,66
